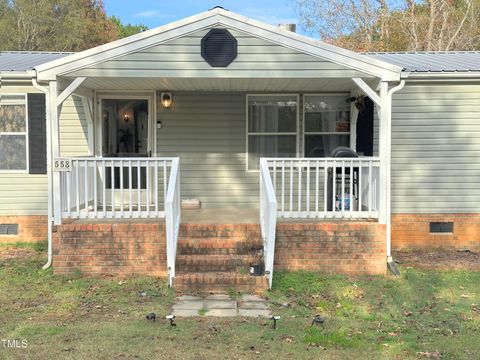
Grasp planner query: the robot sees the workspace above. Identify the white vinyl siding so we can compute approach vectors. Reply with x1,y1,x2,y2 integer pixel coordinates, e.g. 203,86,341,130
67,28,370,79
382,82,480,214
157,92,259,208
0,81,88,215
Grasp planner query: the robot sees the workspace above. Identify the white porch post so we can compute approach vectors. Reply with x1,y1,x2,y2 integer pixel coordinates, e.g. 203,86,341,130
352,78,392,260
378,82,390,258
49,81,62,224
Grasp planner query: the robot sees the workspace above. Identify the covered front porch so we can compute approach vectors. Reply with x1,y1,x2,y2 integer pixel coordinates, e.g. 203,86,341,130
34,8,403,289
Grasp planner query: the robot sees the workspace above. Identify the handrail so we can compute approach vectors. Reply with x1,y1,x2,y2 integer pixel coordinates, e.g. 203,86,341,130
165,158,181,287
260,158,277,289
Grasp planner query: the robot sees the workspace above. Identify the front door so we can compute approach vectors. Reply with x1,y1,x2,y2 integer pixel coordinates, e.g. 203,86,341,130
101,98,150,157
98,95,154,207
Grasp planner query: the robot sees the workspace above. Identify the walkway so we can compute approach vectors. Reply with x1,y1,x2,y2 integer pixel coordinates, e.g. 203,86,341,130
172,294,271,317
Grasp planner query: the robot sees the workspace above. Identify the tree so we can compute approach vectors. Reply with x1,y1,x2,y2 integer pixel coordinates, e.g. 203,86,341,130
0,0,148,51
110,16,148,38
294,0,479,51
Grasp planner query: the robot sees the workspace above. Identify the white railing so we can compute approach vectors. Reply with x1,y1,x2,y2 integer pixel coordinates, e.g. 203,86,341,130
59,157,179,219
259,159,277,289
263,157,380,219
260,157,380,288
165,158,181,287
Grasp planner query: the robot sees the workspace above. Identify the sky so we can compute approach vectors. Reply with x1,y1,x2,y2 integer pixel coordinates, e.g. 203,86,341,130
103,0,302,33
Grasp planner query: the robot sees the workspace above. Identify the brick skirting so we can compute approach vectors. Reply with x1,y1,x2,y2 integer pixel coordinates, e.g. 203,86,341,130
392,214,480,251
274,222,387,275
53,223,167,277
52,221,387,279
0,215,48,243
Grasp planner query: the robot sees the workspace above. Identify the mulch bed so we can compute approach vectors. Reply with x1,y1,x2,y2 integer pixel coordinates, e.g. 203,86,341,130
393,249,480,270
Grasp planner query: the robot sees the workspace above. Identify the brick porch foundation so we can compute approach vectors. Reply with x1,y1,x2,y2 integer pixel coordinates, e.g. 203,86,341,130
392,214,480,251
52,221,387,282
274,222,387,275
53,223,167,277
0,215,48,243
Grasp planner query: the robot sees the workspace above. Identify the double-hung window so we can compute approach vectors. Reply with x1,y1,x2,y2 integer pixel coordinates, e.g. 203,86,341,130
304,94,350,157
247,95,298,170
0,94,28,171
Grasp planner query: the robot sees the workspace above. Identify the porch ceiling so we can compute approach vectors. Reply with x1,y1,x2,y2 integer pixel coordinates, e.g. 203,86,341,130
73,77,371,92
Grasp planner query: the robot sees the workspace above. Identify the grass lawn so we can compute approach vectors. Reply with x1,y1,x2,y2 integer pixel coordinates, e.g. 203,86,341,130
0,242,479,359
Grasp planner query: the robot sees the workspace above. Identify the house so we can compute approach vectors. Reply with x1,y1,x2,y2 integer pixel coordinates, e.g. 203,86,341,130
1,7,479,292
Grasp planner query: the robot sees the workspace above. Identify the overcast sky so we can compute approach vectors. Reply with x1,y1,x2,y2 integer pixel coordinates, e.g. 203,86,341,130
103,0,300,32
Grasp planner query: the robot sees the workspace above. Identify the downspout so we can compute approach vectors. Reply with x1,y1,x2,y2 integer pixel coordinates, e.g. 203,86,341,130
386,80,405,272
31,76,53,270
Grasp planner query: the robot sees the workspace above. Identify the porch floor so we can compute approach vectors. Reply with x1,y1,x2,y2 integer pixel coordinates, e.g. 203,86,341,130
64,207,377,224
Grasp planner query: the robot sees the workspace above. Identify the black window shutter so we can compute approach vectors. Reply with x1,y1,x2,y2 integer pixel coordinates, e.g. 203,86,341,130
27,93,47,174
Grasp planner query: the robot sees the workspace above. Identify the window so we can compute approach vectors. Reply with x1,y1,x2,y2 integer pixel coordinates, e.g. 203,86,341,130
304,94,350,157
0,94,28,171
247,95,298,170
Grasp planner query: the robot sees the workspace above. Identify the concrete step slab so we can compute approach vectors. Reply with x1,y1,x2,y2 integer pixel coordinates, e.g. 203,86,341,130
238,309,272,318
204,300,237,309
239,301,269,310
205,309,238,317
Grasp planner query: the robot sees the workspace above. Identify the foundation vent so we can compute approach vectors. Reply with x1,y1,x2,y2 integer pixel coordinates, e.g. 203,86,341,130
0,224,19,235
429,222,453,233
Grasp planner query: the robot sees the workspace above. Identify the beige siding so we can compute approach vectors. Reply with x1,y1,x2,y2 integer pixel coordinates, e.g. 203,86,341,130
59,96,89,156
0,80,88,215
157,92,258,208
389,82,480,213
69,28,369,79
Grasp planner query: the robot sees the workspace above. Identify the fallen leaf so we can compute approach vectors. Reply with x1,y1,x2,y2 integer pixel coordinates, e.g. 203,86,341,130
403,310,412,317
416,351,442,359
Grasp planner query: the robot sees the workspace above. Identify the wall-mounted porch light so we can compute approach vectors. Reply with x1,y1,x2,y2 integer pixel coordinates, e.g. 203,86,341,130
123,113,130,122
161,92,172,108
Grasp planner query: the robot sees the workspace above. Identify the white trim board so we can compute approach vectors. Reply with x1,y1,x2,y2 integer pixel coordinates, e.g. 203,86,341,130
35,8,402,81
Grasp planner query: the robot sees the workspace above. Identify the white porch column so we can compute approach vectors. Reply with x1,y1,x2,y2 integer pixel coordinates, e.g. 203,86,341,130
377,81,391,257
49,81,62,224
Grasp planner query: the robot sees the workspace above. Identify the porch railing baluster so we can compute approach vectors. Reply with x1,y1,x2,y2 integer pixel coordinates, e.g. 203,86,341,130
59,157,179,221
260,157,380,221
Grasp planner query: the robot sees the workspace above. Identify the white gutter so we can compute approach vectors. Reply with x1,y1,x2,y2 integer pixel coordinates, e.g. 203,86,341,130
386,80,405,265
31,76,53,270
401,71,480,79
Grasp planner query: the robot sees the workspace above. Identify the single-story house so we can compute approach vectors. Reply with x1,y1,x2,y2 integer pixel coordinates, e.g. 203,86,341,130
1,7,479,291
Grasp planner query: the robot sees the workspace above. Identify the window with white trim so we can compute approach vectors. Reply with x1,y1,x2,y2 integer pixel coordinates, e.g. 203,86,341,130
0,94,28,171
304,94,350,157
247,95,297,170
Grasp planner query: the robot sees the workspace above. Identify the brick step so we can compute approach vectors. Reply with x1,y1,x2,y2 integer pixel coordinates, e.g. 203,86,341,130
175,254,253,272
178,224,261,240
173,272,268,294
177,238,262,255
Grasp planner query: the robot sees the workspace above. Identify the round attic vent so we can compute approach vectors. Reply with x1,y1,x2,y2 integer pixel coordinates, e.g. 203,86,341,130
201,29,237,67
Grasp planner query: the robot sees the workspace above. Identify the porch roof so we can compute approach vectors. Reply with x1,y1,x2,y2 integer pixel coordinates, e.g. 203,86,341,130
34,8,402,82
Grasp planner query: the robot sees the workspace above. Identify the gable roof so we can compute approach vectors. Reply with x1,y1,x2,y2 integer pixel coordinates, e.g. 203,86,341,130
365,52,480,73
0,51,72,72
35,8,402,81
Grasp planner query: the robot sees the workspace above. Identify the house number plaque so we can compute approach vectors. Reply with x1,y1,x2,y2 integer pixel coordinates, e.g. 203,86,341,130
53,158,72,171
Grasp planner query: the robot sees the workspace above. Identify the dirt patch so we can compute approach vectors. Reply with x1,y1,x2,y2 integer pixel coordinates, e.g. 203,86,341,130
0,246,39,263
393,249,480,270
